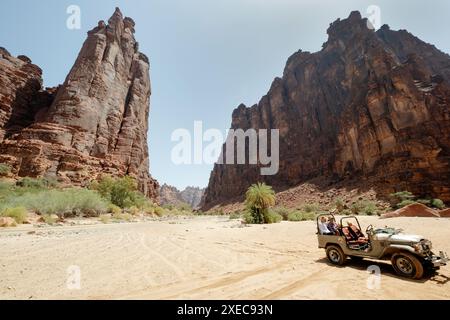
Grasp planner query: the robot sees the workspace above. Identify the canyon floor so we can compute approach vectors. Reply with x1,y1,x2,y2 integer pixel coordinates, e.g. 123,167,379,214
0,216,449,300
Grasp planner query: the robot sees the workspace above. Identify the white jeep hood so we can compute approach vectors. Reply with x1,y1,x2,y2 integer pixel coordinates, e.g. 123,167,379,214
375,233,425,243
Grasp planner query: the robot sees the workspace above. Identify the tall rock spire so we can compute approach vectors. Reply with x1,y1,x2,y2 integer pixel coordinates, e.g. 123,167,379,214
0,8,159,200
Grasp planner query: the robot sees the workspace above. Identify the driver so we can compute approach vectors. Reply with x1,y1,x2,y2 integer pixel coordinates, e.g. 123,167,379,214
327,218,339,235
319,217,334,235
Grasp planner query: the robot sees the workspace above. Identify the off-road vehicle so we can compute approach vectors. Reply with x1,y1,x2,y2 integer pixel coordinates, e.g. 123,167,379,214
317,214,448,279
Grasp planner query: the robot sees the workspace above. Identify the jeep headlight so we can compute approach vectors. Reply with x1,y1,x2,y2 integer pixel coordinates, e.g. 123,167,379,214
413,243,423,252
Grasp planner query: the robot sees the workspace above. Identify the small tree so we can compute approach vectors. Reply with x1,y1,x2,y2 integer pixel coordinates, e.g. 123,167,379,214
245,183,276,224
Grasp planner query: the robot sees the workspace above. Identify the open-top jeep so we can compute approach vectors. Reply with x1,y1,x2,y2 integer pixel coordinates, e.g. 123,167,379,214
317,214,449,279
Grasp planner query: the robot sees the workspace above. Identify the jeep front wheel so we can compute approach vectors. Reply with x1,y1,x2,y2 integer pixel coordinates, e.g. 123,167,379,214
391,252,424,279
326,245,347,266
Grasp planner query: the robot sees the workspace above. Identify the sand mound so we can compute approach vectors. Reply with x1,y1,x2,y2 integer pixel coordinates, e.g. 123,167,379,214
439,208,450,218
381,203,440,219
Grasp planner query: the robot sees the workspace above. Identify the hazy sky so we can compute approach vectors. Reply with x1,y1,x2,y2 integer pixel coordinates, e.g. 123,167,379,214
1,0,449,190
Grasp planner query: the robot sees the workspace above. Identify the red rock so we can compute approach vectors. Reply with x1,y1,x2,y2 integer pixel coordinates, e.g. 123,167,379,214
202,11,450,210
0,8,159,200
439,208,450,218
381,203,440,218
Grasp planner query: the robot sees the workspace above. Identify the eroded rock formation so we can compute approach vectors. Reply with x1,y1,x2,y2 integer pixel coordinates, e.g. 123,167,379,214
202,11,450,209
0,8,159,199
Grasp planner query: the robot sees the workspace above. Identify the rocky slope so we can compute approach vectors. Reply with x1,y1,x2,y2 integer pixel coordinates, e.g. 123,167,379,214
160,184,205,209
0,8,159,199
202,11,450,209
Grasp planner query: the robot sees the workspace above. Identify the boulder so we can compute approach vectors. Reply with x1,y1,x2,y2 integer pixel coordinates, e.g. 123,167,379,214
381,203,440,219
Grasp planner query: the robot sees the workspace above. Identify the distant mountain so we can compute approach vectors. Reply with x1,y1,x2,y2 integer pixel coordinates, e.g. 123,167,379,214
160,184,205,209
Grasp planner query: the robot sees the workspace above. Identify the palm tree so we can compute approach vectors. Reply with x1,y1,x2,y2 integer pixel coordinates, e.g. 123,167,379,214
245,183,276,224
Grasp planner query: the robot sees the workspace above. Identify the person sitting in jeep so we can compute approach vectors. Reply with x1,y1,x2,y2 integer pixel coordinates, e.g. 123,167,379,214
319,217,334,235
327,218,339,235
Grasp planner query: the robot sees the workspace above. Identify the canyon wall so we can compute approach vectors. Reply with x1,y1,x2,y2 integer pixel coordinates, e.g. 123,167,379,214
202,11,450,209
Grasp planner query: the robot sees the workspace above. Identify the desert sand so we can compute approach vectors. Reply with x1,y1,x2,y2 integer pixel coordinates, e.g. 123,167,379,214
0,216,449,300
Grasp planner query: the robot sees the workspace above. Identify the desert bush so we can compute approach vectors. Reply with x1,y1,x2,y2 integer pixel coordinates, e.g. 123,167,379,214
431,199,445,209
3,188,107,217
16,177,58,189
92,176,144,209
287,211,316,222
107,204,122,215
113,213,132,222
128,206,140,216
42,214,57,225
229,212,242,220
244,183,276,224
335,198,345,213
154,206,164,217
390,191,415,208
303,203,320,214
1,206,27,224
0,164,11,176
264,210,283,224
99,214,111,224
272,207,291,221
396,199,417,209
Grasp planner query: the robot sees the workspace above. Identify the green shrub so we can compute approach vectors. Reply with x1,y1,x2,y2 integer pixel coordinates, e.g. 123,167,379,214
92,176,144,209
0,164,11,176
287,211,316,222
113,213,132,222
417,199,431,206
154,206,164,217
431,199,445,209
128,206,140,216
264,210,283,224
42,214,57,225
335,198,345,213
287,211,303,222
303,203,320,214
16,177,57,189
107,204,122,215
3,188,107,217
1,206,27,224
272,207,291,221
99,214,111,224
396,199,417,209
244,183,276,224
390,191,415,208
229,212,242,220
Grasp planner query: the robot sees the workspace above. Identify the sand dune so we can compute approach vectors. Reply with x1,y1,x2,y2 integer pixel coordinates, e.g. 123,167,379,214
0,216,449,300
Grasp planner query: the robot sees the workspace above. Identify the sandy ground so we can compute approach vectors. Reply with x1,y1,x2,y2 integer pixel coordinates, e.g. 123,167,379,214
0,216,449,300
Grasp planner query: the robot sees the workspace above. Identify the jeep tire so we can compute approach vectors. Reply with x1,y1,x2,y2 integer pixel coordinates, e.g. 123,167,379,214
326,245,347,266
391,252,424,279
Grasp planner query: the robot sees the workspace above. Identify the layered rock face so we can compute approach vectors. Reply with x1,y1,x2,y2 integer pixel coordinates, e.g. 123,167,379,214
0,8,159,199
202,11,450,209
160,184,205,209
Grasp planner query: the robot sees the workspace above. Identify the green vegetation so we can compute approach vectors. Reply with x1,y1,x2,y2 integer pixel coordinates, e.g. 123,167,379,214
350,200,379,216
287,211,316,222
334,198,345,213
272,206,318,222
0,164,11,177
42,214,58,225
244,183,277,224
0,206,27,224
431,199,445,209
389,191,446,210
91,176,142,209
229,212,242,220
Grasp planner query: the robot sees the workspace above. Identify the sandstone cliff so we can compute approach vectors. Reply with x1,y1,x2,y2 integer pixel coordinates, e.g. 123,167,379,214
202,11,450,209
0,8,159,199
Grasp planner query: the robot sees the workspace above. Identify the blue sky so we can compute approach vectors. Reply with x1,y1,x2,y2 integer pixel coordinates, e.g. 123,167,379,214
1,0,449,190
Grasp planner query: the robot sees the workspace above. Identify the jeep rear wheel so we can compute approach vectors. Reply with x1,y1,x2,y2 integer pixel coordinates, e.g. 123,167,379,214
326,245,347,266
391,252,424,279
